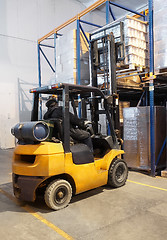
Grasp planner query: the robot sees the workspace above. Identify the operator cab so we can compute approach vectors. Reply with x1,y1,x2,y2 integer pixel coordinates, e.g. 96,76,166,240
30,83,119,162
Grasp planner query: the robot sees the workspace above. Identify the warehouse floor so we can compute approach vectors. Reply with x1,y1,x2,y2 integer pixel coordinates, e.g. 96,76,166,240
0,149,167,240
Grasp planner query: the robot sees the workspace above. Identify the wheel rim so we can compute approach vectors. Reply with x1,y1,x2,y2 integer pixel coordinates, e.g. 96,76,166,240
54,186,68,205
115,163,126,183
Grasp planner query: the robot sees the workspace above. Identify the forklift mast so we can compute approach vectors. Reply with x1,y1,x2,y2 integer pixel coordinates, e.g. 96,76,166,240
89,32,121,136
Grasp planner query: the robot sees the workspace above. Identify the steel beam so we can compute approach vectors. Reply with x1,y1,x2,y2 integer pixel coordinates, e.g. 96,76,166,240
149,0,155,177
38,0,106,43
77,19,81,118
54,33,57,75
137,90,145,107
79,23,89,44
109,5,116,21
156,137,167,167
39,44,54,48
109,1,145,17
79,0,106,18
149,0,154,73
37,44,42,120
149,80,155,177
39,46,55,73
37,44,41,88
77,19,81,85
106,0,110,24
79,19,102,28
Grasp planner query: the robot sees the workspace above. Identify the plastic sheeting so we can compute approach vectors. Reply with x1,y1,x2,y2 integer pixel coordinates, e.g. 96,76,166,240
91,15,148,69
123,106,166,170
154,0,167,72
51,29,90,85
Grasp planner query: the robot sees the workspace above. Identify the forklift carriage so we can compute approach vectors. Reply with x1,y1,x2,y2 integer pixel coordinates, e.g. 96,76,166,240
12,83,128,210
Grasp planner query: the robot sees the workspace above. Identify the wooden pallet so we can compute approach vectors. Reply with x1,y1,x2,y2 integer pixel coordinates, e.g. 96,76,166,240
117,83,142,90
161,169,167,178
155,68,167,77
116,63,147,72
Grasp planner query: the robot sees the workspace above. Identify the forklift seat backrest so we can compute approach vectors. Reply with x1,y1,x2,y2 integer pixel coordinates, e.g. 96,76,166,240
92,136,114,151
70,144,94,165
52,119,63,140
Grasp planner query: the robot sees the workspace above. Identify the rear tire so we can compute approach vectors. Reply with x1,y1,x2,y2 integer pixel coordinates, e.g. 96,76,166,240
44,179,72,210
108,158,128,188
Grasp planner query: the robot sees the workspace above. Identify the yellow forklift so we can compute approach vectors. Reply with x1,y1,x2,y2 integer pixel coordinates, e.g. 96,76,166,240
11,83,128,210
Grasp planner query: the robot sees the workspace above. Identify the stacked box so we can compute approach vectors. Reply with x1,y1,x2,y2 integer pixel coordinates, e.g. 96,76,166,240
54,29,90,85
91,15,148,70
124,16,148,69
119,101,130,124
154,0,167,72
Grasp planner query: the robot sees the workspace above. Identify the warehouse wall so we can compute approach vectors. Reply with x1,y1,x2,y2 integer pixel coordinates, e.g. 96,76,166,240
0,0,147,149
0,0,87,149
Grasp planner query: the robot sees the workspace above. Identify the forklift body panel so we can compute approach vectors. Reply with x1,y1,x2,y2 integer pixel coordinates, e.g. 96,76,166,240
13,141,124,201
12,83,126,207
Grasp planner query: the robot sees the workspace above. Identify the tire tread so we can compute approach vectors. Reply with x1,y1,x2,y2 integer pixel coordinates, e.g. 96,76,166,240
108,158,128,188
44,179,72,210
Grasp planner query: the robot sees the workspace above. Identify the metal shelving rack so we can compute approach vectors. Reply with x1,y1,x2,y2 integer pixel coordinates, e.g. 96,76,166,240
37,0,166,177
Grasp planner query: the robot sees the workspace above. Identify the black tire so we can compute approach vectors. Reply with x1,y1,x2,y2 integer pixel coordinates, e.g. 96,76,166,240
108,158,128,188
44,179,72,210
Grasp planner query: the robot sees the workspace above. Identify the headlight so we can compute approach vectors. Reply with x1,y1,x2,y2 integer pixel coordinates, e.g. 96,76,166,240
11,121,50,142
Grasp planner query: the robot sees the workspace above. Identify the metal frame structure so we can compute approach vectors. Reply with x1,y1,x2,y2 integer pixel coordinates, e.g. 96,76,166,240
30,83,118,153
148,0,155,176
36,0,161,177
37,0,146,87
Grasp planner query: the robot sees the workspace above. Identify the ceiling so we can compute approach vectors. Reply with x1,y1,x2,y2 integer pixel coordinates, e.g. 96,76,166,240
76,0,96,7
76,0,148,13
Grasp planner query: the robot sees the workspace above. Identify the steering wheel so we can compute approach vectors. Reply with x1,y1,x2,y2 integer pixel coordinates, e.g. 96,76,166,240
84,120,94,136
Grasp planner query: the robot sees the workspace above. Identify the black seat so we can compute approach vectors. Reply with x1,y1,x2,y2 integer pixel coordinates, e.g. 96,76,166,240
92,135,114,157
92,136,114,149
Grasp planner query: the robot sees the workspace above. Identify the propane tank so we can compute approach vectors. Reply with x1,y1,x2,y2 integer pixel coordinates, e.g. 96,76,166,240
11,121,50,142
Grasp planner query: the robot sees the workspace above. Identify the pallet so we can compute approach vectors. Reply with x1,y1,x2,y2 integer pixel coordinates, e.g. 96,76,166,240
156,67,167,73
116,63,147,73
155,68,167,77
128,167,166,176
128,167,151,174
117,84,142,90
161,169,167,178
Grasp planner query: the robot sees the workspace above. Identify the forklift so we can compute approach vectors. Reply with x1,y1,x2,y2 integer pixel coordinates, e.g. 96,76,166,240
11,83,128,210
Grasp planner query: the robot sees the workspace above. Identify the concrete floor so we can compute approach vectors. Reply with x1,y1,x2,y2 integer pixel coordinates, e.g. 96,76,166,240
0,149,167,240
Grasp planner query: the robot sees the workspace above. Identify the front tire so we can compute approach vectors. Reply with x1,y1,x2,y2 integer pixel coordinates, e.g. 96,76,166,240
44,179,72,210
108,158,128,188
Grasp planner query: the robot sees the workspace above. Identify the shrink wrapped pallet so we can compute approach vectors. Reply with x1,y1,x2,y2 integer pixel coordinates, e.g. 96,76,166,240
124,16,148,69
154,0,167,72
123,107,166,170
123,107,139,168
161,102,167,177
52,29,90,85
91,15,148,70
